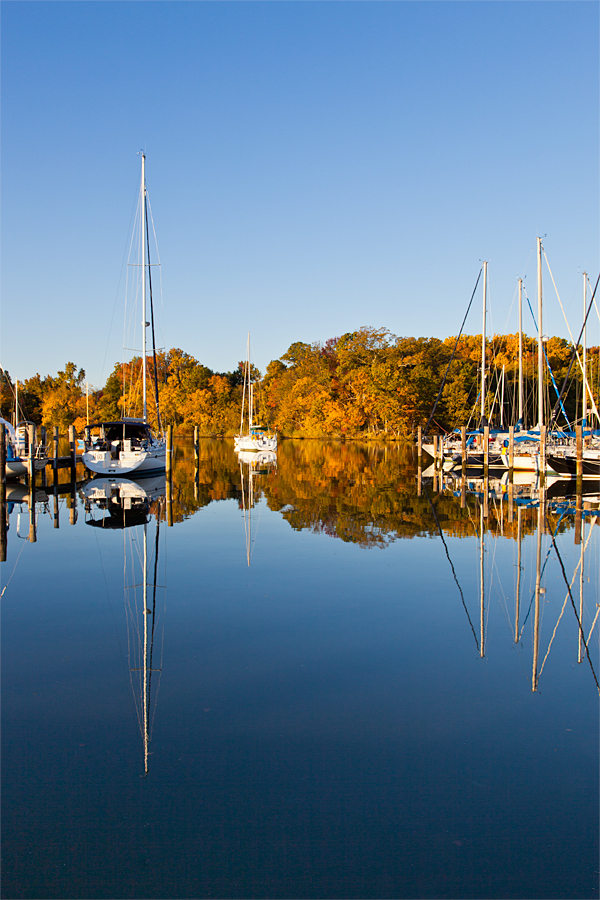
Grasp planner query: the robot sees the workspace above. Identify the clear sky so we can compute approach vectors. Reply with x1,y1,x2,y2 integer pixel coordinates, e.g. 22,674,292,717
1,1,598,387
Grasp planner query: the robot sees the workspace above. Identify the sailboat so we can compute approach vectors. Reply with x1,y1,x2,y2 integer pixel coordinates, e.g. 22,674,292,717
82,153,166,477
233,333,277,453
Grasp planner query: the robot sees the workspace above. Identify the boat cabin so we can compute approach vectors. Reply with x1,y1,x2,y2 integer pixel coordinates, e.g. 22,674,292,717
84,419,156,457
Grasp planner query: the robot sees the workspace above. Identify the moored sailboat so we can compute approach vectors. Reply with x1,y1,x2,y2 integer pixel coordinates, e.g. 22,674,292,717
82,153,166,477
233,333,277,453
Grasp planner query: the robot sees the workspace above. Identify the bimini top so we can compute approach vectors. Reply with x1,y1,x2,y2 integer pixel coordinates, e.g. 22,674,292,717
87,420,154,441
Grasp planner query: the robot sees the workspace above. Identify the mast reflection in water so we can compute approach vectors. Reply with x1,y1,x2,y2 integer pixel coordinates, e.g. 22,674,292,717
83,475,167,774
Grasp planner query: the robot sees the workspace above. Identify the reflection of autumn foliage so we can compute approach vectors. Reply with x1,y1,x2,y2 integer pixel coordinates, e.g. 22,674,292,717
162,439,567,547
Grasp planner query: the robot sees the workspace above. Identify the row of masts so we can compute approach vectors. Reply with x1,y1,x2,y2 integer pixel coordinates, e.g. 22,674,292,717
478,239,594,430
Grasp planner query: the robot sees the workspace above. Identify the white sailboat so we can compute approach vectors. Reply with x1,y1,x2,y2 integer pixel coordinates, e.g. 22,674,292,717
233,333,277,453
82,153,166,477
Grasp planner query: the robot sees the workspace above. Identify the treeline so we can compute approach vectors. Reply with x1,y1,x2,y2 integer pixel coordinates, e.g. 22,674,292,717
2,327,597,437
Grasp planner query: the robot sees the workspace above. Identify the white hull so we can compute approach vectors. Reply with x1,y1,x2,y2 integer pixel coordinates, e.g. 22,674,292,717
6,457,48,478
82,443,166,476
234,434,277,453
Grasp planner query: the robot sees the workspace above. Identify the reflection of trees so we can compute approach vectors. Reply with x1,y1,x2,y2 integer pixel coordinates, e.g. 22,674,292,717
163,439,569,546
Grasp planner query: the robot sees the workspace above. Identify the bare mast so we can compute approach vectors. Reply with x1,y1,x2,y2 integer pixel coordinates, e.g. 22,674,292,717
582,272,587,428
480,261,488,426
518,278,524,426
141,153,147,424
537,237,543,429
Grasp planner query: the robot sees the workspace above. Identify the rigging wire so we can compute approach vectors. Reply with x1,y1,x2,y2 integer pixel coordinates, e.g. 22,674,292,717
424,267,483,436
545,514,600,695
423,486,479,651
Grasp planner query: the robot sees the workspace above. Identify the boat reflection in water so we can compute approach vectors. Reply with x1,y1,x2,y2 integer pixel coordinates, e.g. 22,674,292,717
82,475,167,774
238,450,276,565
425,466,600,696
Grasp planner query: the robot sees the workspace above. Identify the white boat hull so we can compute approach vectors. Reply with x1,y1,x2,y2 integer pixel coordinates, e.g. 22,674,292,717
82,443,166,476
234,434,277,453
6,457,48,478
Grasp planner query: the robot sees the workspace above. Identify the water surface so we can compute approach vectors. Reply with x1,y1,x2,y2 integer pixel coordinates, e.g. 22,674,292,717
2,440,598,898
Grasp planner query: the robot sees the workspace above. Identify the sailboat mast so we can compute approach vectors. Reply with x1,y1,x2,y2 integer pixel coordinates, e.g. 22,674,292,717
537,237,543,429
247,333,252,433
14,379,18,427
141,153,147,424
582,272,587,428
480,261,488,425
518,278,524,426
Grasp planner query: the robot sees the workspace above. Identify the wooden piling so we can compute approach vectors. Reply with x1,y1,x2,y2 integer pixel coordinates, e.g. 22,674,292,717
0,424,6,562
53,426,59,474
68,426,77,480
166,424,173,478
417,465,422,497
483,476,489,519
461,426,466,473
576,424,583,484
433,435,438,470
28,424,36,485
417,425,422,462
40,426,47,487
508,425,514,474
460,473,466,508
194,426,199,463
539,424,546,486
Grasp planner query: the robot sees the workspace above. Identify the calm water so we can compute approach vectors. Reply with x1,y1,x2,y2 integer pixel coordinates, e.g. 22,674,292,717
2,440,598,899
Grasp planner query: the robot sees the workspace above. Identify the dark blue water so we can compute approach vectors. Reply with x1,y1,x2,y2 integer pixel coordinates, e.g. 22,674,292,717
2,442,598,898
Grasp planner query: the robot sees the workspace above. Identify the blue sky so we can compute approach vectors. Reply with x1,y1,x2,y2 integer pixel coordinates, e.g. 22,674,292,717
1,1,598,387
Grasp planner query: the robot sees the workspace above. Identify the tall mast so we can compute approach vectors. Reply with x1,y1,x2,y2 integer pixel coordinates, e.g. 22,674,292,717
518,278,524,426
582,272,588,428
14,379,18,427
247,332,252,432
141,153,147,424
537,237,543,429
480,261,488,426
